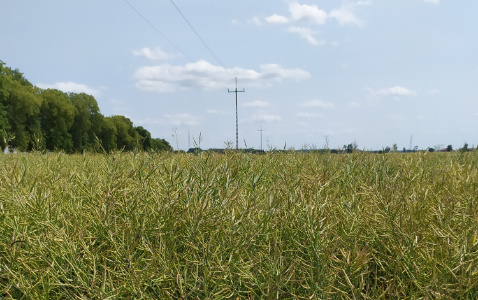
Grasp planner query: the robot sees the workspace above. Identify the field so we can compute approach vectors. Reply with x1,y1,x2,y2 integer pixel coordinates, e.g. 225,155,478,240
1,151,477,299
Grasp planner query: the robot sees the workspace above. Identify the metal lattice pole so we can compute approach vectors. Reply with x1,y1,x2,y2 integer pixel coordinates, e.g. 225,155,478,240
228,78,244,150
258,127,265,152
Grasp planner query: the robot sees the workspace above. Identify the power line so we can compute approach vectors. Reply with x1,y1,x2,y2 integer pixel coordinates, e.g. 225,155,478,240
169,0,224,67
123,0,193,61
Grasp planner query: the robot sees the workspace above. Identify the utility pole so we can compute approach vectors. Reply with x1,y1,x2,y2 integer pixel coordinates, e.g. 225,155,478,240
258,127,265,152
228,77,244,150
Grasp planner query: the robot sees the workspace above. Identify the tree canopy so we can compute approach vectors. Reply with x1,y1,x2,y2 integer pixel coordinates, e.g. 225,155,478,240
0,60,171,153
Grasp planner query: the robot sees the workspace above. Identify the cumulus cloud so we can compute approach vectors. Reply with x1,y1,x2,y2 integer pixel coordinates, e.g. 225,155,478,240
357,0,373,5
265,1,367,27
248,17,263,26
36,81,101,97
296,112,324,118
165,113,200,126
133,46,174,60
251,113,282,122
243,100,271,108
265,14,289,24
263,1,366,45
300,100,334,108
289,2,327,25
371,86,417,97
206,109,228,115
329,7,363,26
287,26,324,46
135,118,164,126
265,2,327,26
133,60,310,92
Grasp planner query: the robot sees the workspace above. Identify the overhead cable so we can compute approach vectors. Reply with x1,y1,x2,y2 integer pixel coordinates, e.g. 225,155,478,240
169,0,224,67
123,0,193,62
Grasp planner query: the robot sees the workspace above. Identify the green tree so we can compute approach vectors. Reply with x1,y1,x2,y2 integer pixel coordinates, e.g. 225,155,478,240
98,116,117,153
344,142,358,153
1,74,43,151
150,138,172,152
459,142,469,152
0,61,9,149
40,89,75,152
0,60,171,153
134,126,151,151
0,100,8,150
0,65,10,152
110,115,138,151
69,92,102,152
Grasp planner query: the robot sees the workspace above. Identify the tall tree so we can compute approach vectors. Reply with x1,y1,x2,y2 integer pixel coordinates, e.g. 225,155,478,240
150,138,172,152
40,89,75,152
0,62,8,150
110,115,138,151
69,92,102,152
1,60,171,153
134,126,151,151
98,116,117,153
1,70,43,151
0,101,8,150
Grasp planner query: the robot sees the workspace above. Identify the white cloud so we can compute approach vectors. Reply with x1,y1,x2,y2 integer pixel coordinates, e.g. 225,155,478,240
133,60,310,92
243,100,271,108
265,14,289,24
389,114,406,121
165,113,200,126
329,7,363,26
289,2,327,25
133,46,174,60
349,102,361,107
356,0,373,6
251,113,282,122
423,0,439,4
36,81,101,98
287,26,324,46
206,109,228,115
135,118,164,126
248,17,262,26
296,112,324,118
371,86,417,97
300,100,334,108
263,1,367,46
267,1,368,27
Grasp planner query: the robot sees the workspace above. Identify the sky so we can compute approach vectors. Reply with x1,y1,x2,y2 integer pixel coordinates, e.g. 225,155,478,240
1,0,477,151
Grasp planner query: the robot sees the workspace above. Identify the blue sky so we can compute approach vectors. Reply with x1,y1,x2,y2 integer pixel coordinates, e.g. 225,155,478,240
1,0,477,150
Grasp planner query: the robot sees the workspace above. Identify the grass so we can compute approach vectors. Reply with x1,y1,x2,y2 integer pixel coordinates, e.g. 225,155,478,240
0,150,477,299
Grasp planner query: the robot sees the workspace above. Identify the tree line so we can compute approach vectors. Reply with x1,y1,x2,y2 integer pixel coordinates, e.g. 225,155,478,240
0,60,171,153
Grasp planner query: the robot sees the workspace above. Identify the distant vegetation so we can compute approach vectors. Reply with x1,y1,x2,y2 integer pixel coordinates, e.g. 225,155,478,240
0,60,171,153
